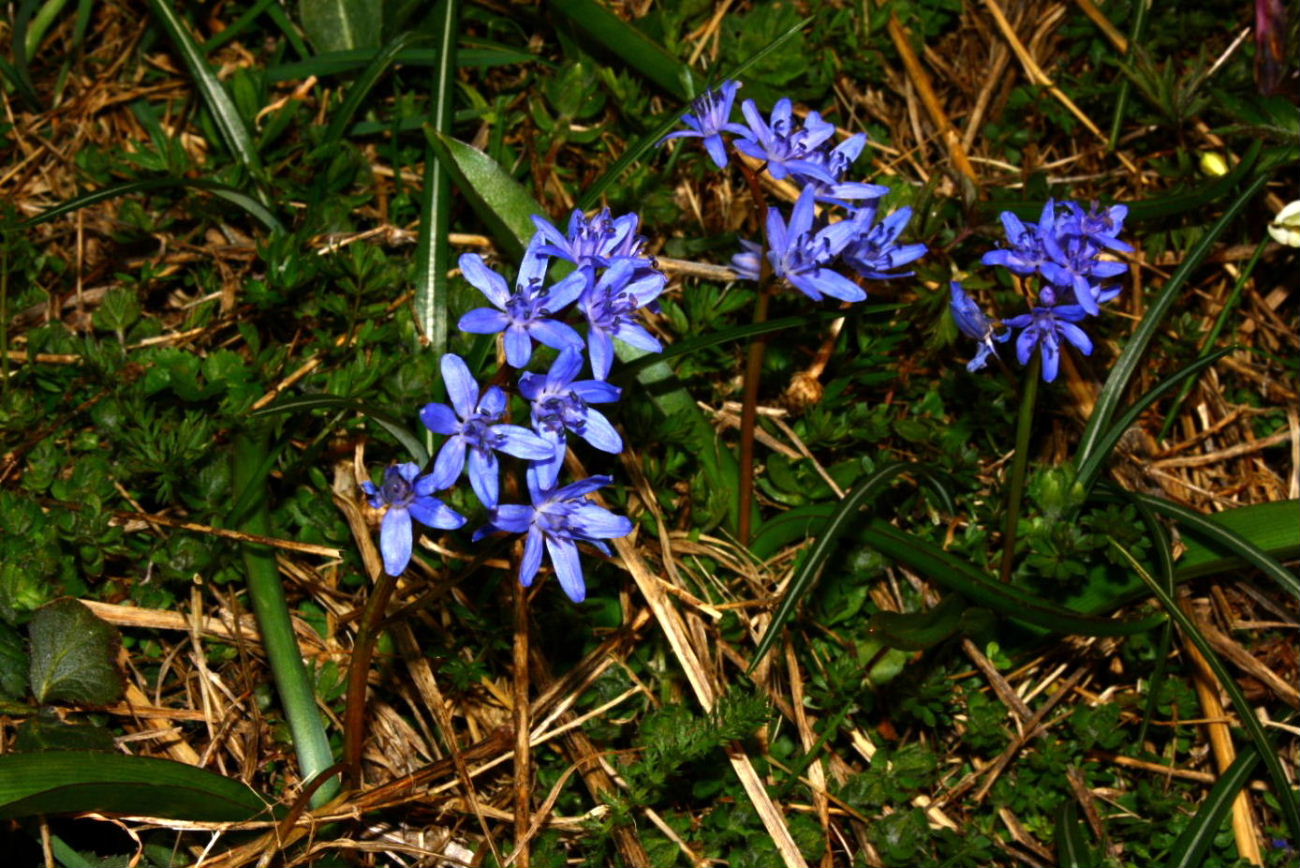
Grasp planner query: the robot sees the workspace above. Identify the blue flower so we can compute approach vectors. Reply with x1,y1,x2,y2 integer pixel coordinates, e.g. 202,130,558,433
420,354,555,508
949,282,1009,372
1040,232,1127,316
361,463,466,576
1002,303,1093,383
801,134,891,204
530,208,652,277
519,346,623,488
457,235,586,368
734,98,838,184
981,201,1057,277
731,185,863,302
659,80,749,169
476,474,633,603
579,259,666,379
1057,201,1132,254
841,203,927,280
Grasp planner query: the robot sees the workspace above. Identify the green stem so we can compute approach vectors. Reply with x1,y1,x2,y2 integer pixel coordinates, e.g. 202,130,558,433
999,354,1040,583
232,429,339,807
1158,238,1267,440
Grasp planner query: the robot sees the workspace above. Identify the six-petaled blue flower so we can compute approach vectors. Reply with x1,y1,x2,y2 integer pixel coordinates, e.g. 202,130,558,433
732,186,864,302
519,346,623,488
362,463,466,576
659,80,749,169
477,474,633,603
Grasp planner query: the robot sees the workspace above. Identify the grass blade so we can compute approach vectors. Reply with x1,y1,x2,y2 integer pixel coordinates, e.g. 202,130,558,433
202,0,277,55
577,14,813,211
749,463,948,670
1076,169,1269,470
551,0,697,100
148,0,265,182
1167,746,1261,868
250,394,429,466
1112,541,1300,843
1076,348,1231,491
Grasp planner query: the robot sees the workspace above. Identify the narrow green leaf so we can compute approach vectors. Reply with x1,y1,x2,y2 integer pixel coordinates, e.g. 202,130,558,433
20,178,283,233
551,0,698,100
23,0,72,59
148,0,265,179
0,752,272,821
749,503,835,561
1054,801,1096,868
1139,494,1300,599
414,0,460,368
5,0,41,107
862,520,1166,636
869,595,969,652
320,31,419,153
1167,747,1261,868
29,599,124,706
1076,348,1231,492
267,46,540,81
749,464,950,670
250,394,429,468
299,0,380,54
202,0,277,55
1113,542,1300,843
1172,499,1300,580
1076,169,1268,470
232,430,339,807
577,14,813,210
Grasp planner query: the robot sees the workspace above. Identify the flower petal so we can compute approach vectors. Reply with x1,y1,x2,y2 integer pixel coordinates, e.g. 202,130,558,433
440,354,478,419
430,437,466,490
459,254,510,306
504,325,534,368
458,307,510,334
409,495,466,531
379,507,413,576
493,424,555,460
519,527,546,587
571,503,634,539
468,448,499,509
545,536,587,602
578,408,623,453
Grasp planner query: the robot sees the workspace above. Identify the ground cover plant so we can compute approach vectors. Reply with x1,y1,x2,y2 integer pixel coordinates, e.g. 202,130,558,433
0,0,1297,866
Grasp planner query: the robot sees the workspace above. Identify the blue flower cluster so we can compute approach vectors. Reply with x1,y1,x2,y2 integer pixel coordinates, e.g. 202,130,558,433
662,80,926,302
951,200,1131,382
365,212,663,600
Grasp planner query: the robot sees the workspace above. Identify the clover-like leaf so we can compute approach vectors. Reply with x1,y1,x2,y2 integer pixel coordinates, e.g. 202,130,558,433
28,599,124,706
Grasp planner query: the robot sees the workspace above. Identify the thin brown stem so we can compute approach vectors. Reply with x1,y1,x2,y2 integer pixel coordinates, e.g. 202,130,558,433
343,569,399,784
513,579,532,868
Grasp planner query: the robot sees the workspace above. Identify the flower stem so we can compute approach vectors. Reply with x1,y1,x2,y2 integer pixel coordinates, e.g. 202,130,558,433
231,429,339,806
999,354,1040,583
736,160,773,547
343,568,398,784
512,578,532,868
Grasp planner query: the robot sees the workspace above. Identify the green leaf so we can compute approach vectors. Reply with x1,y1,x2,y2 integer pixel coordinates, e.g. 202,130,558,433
1076,349,1230,492
29,599,124,706
21,178,283,233
250,393,429,467
1113,542,1300,843
319,31,419,154
147,0,264,180
0,752,273,821
551,0,698,100
749,503,835,561
1167,747,1261,868
749,464,953,669
1054,801,1096,868
267,46,538,81
423,129,537,262
14,711,116,753
1173,499,1300,580
92,287,140,335
869,595,970,652
299,0,380,54
861,520,1165,637
1076,168,1269,471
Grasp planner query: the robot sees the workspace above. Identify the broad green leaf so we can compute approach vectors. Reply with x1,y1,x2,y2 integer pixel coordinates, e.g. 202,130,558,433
29,598,124,706
15,711,116,753
299,0,379,54
1076,168,1268,470
423,129,537,262
551,0,698,100
1114,543,1300,843
1167,747,1261,868
0,752,272,821
148,0,265,181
